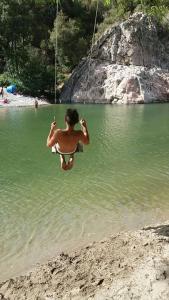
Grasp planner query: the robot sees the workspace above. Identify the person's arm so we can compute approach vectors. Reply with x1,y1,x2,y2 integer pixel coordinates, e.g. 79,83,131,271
46,121,57,147
79,119,90,145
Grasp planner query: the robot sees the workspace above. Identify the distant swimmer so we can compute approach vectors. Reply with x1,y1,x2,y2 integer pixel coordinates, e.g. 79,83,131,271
46,108,90,171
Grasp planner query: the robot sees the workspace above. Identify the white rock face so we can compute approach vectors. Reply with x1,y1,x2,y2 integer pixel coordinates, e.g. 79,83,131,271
60,13,169,104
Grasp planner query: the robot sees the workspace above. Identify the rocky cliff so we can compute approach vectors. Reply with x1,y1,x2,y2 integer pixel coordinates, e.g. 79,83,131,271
59,13,169,104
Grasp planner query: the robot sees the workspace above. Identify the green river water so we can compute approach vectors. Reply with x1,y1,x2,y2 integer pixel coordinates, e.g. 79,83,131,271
1,103,169,281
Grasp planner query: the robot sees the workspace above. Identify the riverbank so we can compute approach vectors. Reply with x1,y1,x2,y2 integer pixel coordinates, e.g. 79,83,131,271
1,222,169,300
0,93,48,107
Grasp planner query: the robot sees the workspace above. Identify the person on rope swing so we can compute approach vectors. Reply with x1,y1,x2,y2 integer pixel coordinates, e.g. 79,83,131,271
47,108,90,171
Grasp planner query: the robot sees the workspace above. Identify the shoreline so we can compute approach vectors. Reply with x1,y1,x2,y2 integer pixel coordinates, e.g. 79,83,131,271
0,93,49,108
1,222,169,299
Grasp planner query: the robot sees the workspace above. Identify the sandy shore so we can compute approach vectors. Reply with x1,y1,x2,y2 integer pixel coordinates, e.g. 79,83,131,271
1,222,169,300
0,93,49,107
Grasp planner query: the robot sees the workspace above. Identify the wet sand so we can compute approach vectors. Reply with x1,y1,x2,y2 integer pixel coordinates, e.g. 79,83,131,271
1,222,169,299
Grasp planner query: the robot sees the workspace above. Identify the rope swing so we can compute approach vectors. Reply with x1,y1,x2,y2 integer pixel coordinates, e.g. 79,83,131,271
87,0,99,82
54,0,59,104
90,0,99,60
54,0,99,103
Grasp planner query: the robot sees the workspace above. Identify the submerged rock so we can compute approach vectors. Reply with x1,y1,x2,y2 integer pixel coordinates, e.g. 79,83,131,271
60,13,169,104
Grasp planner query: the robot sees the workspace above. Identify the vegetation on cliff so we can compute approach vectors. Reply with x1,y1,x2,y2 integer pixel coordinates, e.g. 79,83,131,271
0,0,169,101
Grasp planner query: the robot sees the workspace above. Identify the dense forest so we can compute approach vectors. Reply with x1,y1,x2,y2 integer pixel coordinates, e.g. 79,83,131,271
0,0,169,102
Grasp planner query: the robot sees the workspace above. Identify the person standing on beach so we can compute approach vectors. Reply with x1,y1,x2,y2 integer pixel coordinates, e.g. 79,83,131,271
0,86,4,98
35,99,38,109
46,108,90,170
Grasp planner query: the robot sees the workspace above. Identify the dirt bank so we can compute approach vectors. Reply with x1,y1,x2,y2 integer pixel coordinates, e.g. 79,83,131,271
1,222,169,299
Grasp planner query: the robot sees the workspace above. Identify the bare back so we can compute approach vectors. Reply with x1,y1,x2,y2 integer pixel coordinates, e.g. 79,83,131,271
55,129,83,153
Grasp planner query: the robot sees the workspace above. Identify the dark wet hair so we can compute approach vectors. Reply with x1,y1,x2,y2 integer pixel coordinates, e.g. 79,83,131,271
65,108,79,126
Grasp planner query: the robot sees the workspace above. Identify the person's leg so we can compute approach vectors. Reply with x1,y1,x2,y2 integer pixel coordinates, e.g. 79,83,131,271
60,154,69,171
67,154,74,170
